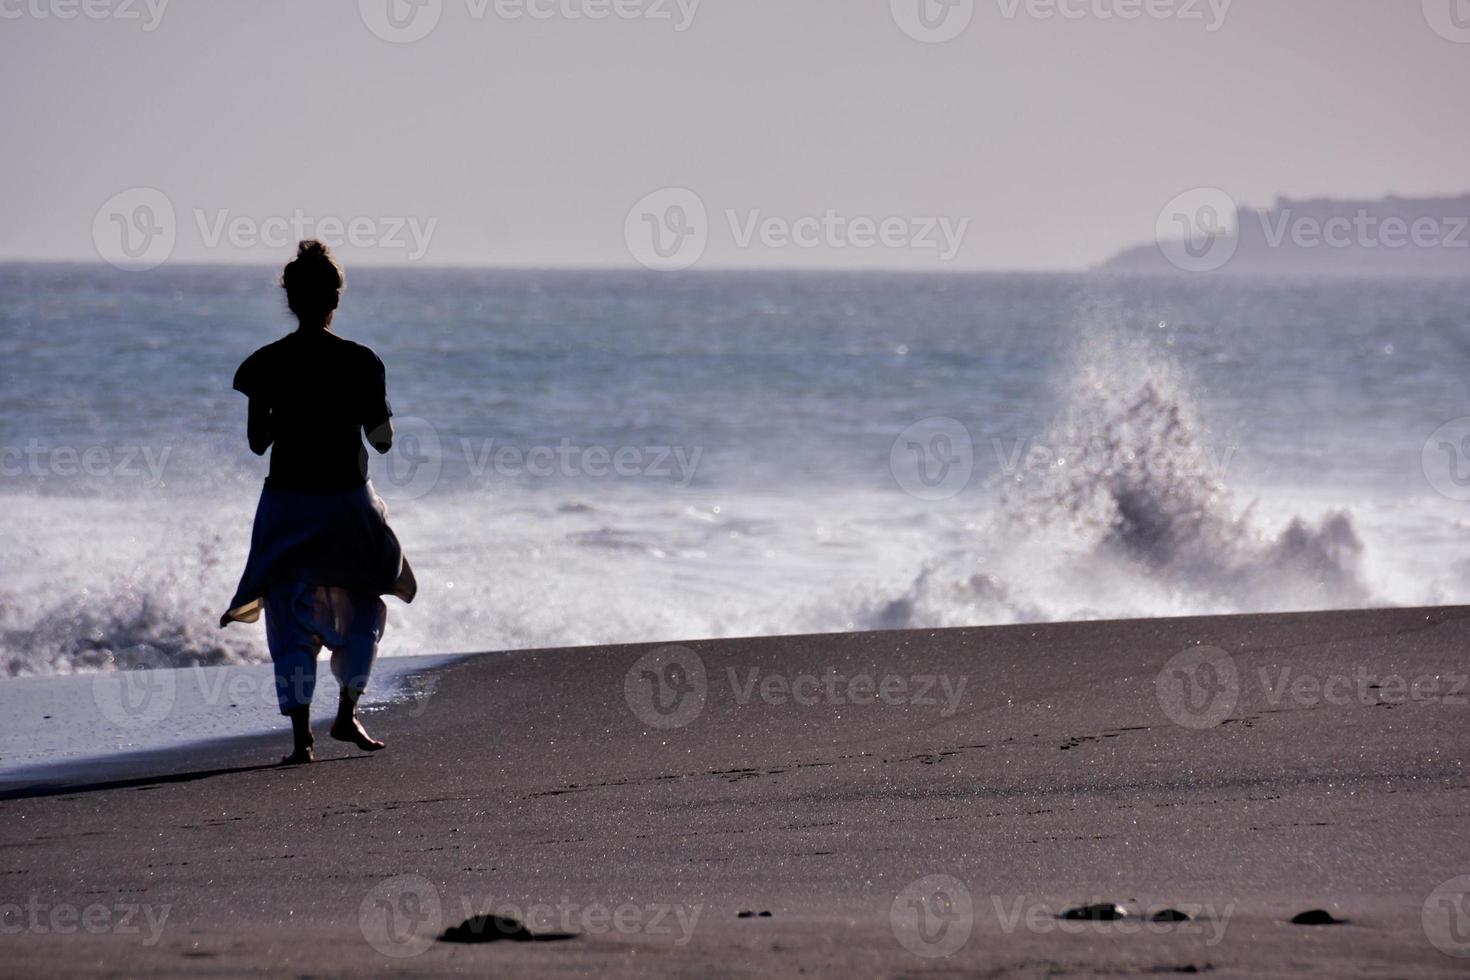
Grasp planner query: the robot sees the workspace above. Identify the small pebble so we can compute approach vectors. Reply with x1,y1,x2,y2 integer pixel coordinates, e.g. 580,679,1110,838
1290,910,1346,926
1060,903,1127,921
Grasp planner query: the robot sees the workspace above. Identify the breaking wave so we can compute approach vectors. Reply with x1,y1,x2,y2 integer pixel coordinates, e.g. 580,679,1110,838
0,510,260,676
868,330,1374,630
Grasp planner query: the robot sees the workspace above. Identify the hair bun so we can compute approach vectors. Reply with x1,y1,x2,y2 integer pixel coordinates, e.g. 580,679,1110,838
281,240,344,320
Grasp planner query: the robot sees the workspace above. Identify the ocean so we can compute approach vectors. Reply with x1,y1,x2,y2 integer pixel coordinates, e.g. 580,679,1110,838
4,264,1470,676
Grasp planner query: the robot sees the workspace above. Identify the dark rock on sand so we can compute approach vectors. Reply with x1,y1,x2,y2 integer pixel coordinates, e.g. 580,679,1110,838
1152,908,1193,922
737,910,773,918
439,915,578,944
1061,903,1128,921
1290,910,1346,926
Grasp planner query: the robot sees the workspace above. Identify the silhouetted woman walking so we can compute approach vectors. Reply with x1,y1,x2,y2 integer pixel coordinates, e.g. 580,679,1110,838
221,240,417,765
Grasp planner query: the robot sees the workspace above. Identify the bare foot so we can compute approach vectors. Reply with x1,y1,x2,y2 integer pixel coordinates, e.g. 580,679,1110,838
330,715,386,752
280,745,315,766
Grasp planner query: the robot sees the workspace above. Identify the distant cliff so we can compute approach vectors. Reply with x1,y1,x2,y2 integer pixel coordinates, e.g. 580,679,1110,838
1104,194,1470,276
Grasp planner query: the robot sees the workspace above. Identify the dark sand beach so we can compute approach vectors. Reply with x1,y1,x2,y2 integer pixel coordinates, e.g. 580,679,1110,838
3,606,1469,977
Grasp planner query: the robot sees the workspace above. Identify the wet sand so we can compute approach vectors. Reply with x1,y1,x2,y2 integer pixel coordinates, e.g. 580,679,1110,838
3,606,1469,977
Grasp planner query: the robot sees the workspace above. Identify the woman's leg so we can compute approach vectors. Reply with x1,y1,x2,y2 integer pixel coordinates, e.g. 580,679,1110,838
328,593,387,752
264,583,323,764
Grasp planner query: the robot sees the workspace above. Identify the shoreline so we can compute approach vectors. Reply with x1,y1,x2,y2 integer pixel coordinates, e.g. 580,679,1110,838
3,607,1468,976
0,654,466,794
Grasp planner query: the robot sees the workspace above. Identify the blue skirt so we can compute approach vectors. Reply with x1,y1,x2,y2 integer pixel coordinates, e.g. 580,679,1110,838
220,482,417,628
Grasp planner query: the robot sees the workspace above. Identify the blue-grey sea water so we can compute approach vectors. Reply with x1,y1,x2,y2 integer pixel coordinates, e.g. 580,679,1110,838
3,264,1469,674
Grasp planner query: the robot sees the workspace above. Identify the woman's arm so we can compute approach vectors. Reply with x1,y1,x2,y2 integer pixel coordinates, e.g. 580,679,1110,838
364,352,394,455
246,398,273,456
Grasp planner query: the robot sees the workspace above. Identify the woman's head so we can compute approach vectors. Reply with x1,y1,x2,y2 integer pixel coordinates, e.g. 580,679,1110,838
281,239,344,326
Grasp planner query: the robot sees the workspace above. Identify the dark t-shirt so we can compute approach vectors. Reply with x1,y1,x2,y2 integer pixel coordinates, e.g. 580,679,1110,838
234,331,393,493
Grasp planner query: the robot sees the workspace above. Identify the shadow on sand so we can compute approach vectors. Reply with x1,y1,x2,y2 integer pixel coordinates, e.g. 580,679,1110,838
0,755,369,802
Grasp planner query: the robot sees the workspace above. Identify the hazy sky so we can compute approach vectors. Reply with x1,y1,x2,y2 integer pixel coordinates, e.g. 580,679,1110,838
3,0,1468,270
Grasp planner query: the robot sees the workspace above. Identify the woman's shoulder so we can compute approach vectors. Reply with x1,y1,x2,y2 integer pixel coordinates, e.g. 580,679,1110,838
330,334,387,371
241,333,298,362
233,336,293,396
